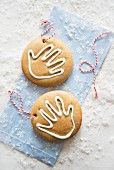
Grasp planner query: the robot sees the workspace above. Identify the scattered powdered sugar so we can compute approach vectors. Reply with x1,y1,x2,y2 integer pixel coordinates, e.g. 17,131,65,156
109,136,114,144
102,119,110,127
98,146,102,152
17,158,36,169
0,0,114,170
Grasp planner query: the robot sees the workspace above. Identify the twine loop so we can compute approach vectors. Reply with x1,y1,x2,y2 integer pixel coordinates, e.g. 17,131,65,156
79,32,110,98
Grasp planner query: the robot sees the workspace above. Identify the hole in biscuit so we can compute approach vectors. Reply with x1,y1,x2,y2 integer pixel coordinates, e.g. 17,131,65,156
33,113,37,117
42,39,46,43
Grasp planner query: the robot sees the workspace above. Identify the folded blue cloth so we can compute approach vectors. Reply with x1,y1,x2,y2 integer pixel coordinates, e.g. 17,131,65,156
0,6,113,166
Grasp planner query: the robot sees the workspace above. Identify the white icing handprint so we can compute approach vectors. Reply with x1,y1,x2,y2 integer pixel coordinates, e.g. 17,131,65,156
28,44,66,79
36,96,75,139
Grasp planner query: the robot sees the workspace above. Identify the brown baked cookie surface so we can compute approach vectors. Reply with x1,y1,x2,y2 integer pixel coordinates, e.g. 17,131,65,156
31,90,82,142
21,36,73,87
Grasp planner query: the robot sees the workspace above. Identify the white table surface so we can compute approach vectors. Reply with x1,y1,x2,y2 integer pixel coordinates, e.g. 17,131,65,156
0,0,114,170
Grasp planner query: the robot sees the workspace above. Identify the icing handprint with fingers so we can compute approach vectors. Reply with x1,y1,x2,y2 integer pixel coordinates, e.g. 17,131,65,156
21,36,73,87
28,44,66,79
36,96,75,139
31,91,82,142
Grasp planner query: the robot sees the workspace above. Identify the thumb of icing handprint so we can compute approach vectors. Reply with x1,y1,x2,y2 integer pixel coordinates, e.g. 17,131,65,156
36,96,75,139
28,44,66,79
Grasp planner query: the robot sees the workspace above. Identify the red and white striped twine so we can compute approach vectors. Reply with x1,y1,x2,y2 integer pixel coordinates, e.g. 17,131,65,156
8,20,54,119
79,31,110,98
8,90,35,119
40,19,56,42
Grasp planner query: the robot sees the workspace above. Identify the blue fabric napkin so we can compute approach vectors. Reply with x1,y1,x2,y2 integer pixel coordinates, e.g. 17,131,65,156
0,6,113,166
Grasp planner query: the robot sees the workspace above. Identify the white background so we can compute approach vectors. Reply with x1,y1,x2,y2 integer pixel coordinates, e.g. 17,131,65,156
0,0,114,170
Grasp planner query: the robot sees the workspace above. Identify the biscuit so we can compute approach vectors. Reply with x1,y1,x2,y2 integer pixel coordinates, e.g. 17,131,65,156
31,90,82,142
21,36,73,87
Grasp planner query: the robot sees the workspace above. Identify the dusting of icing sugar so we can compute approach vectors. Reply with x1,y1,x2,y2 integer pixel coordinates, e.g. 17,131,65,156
0,0,114,170
102,120,110,127
64,23,77,40
109,137,114,144
98,146,102,152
